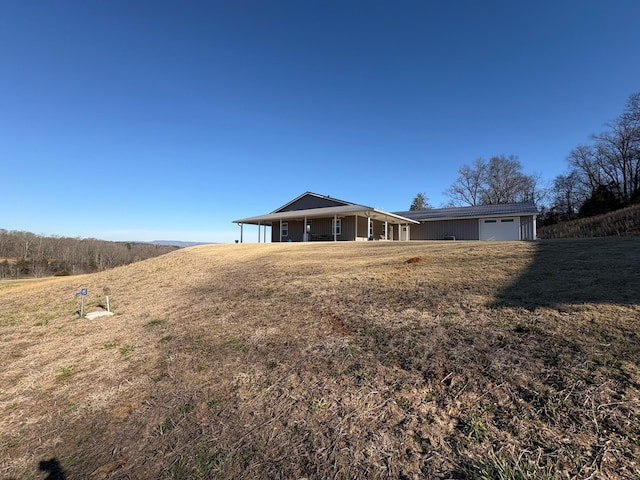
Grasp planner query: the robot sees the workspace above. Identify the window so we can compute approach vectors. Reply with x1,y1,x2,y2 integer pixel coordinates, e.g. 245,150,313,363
332,218,341,235
501,219,514,223
281,222,288,237
306,220,312,233
484,220,497,223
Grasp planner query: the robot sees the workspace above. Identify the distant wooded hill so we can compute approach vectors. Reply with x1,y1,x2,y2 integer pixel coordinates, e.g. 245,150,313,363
151,240,213,247
538,204,640,239
0,229,178,278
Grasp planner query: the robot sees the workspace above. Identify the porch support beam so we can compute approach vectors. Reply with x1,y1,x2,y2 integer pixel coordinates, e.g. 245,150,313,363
257,221,261,243
354,215,358,241
279,219,283,243
333,213,337,241
240,223,243,243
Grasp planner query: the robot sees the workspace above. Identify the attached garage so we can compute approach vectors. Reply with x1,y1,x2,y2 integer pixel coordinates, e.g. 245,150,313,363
395,203,538,241
479,217,520,241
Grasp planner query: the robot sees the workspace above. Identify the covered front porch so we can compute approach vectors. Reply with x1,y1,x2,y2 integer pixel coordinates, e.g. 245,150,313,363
234,205,418,243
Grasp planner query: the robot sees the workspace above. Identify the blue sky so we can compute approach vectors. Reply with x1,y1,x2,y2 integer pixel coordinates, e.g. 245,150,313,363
1,1,639,243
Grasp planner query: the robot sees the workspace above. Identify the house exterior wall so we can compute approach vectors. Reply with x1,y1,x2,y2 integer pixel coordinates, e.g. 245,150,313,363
341,217,356,241
308,218,343,240
520,215,537,240
357,216,369,240
271,220,305,242
410,219,479,240
268,215,537,242
271,217,360,241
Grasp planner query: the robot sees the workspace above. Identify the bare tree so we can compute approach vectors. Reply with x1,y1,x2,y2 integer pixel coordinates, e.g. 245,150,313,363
567,144,601,192
562,92,640,213
550,171,589,221
445,158,485,206
445,155,540,206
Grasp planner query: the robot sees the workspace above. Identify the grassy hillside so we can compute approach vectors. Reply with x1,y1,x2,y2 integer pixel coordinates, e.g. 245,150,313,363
1,239,639,479
539,204,640,239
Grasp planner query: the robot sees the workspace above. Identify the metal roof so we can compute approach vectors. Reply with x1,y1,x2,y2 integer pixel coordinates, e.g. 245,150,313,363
234,204,419,225
394,202,539,222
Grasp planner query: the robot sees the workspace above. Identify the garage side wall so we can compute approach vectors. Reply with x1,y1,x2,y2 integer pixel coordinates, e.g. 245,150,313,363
520,215,537,240
411,219,479,240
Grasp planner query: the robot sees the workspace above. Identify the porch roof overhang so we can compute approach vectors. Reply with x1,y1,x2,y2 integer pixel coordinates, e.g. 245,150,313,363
234,205,419,226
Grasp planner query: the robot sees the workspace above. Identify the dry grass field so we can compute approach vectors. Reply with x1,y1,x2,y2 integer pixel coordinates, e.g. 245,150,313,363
1,238,639,479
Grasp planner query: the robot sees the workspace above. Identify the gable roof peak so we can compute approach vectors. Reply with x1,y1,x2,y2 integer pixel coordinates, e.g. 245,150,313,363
271,191,363,214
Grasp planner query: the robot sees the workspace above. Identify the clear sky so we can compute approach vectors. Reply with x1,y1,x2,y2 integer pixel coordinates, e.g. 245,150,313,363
2,1,639,243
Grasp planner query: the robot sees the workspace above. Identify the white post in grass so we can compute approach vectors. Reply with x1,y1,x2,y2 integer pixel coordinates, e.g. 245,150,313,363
103,287,111,312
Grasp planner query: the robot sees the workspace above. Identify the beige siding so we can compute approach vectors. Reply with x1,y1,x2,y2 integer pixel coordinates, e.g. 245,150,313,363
357,217,369,240
411,219,479,240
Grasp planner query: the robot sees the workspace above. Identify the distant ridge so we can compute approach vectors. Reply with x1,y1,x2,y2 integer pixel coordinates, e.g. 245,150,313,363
151,240,215,248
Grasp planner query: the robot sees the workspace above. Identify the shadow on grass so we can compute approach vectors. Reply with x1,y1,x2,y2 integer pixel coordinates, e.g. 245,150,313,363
493,237,640,308
38,458,66,480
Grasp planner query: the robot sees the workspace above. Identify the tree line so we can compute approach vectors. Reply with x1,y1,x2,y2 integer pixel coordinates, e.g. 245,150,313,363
0,229,178,279
548,92,640,223
410,92,640,226
410,154,543,211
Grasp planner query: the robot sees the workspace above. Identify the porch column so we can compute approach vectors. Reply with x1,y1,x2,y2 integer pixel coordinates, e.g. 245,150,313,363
257,221,261,243
240,223,243,243
354,215,358,241
264,224,267,243
304,216,308,242
384,221,388,240
367,216,371,241
279,219,283,243
533,215,537,240
333,213,337,241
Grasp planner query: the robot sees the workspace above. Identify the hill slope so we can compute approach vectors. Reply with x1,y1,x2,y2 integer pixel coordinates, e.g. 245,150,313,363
539,204,640,238
1,239,639,479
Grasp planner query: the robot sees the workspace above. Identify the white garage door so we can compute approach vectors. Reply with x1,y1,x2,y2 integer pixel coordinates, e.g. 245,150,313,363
479,217,520,241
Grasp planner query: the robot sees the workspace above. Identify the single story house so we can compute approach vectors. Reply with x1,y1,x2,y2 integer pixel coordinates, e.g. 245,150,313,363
233,192,538,242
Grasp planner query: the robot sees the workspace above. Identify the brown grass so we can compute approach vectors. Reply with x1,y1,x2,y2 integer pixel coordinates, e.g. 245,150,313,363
539,204,640,238
1,239,639,479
